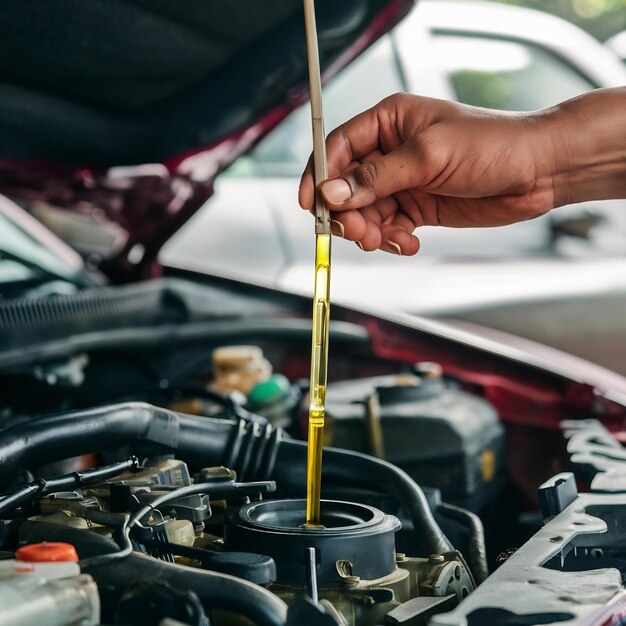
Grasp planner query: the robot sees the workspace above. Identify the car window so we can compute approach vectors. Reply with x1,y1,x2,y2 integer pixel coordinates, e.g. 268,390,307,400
432,34,595,110
247,36,404,177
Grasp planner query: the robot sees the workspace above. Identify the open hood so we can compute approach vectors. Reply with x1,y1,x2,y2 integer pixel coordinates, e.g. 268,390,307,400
0,0,413,280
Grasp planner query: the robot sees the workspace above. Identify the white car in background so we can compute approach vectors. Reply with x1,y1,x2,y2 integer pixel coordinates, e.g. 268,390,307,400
162,0,626,373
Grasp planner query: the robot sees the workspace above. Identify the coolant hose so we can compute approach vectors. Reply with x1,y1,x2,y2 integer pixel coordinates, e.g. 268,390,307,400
438,502,489,584
90,553,289,626
21,523,288,626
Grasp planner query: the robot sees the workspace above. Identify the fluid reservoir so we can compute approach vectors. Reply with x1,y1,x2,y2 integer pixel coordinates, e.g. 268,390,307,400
210,345,272,395
0,542,100,626
247,373,301,427
13,542,80,579
315,364,504,508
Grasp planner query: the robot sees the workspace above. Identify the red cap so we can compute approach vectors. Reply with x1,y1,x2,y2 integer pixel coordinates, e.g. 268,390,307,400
16,542,79,563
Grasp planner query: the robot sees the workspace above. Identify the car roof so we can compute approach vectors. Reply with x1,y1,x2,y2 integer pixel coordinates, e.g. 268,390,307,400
413,0,626,88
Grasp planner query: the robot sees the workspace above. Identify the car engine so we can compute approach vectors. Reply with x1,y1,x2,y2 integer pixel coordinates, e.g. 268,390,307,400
1,279,626,626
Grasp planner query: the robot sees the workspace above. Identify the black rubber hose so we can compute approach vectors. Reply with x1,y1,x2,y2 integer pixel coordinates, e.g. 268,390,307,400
273,439,453,556
0,484,39,515
438,502,489,584
95,553,289,626
0,403,234,487
0,404,169,485
21,523,288,626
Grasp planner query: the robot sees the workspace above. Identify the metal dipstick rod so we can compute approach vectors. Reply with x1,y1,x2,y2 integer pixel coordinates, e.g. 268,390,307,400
304,0,332,527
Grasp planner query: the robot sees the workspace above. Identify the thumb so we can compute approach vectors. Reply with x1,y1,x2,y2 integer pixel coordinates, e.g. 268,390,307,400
319,142,422,211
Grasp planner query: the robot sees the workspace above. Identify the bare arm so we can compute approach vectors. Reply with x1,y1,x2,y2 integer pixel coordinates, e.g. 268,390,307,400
298,88,626,255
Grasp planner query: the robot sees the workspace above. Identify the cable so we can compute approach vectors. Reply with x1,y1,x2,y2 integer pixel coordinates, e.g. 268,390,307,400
0,456,139,515
79,479,276,568
438,502,489,584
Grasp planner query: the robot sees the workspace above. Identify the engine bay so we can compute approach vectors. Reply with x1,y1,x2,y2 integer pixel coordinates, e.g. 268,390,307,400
2,276,626,626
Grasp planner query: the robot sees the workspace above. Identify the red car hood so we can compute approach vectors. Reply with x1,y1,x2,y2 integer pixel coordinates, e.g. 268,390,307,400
0,0,413,281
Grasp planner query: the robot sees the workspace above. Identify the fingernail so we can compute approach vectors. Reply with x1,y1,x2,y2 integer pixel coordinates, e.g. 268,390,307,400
384,240,402,255
356,241,364,250
322,179,352,204
331,220,345,238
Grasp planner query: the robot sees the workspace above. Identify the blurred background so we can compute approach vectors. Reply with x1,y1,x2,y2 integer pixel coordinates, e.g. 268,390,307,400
502,0,626,43
159,0,626,374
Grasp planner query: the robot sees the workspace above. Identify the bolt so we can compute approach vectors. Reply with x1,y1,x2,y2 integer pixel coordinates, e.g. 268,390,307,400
429,554,445,564
496,548,517,567
396,553,406,562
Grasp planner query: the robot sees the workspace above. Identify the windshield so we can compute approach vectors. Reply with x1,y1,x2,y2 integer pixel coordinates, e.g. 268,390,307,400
0,197,87,294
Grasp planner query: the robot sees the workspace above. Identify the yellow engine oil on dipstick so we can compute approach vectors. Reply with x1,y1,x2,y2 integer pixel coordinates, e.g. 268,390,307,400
304,0,332,527
306,233,331,525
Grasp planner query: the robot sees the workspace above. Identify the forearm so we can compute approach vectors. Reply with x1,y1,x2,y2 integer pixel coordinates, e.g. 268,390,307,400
546,87,626,207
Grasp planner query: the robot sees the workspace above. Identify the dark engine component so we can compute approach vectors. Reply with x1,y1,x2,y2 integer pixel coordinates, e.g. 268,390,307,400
115,582,209,626
224,499,400,586
320,368,504,506
0,401,485,626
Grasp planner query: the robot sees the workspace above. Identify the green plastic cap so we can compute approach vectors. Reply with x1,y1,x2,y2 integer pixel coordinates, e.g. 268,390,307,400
248,374,291,407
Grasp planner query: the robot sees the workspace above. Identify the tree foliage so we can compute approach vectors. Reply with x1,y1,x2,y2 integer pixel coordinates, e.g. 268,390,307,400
495,0,626,41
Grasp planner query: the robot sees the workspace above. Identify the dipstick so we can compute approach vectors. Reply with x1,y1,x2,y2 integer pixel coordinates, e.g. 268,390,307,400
304,0,332,527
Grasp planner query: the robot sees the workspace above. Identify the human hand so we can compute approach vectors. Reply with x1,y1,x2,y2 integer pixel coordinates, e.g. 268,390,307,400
299,93,564,255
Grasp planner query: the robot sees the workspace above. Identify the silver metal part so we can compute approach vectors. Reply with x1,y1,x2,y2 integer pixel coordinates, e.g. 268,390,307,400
431,491,626,626
562,418,626,492
273,553,472,626
0,573,100,626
